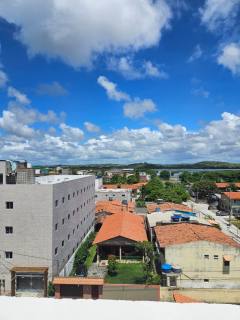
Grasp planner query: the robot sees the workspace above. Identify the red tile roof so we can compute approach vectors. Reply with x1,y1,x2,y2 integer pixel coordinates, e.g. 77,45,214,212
216,182,240,189
93,211,147,244
223,192,240,200
154,223,240,248
96,200,135,215
147,202,192,214
173,292,200,303
102,182,146,191
53,277,104,286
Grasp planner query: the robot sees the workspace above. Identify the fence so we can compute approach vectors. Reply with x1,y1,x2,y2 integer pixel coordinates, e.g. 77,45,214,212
102,284,160,301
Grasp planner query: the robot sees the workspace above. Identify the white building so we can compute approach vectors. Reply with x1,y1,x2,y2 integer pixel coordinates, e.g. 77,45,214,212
0,160,95,296
95,188,132,202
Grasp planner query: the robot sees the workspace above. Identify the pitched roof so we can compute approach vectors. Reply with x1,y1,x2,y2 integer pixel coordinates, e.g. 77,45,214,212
147,202,192,214
173,292,200,303
216,182,240,189
154,223,240,248
93,211,147,244
223,192,240,200
96,200,135,215
102,182,146,191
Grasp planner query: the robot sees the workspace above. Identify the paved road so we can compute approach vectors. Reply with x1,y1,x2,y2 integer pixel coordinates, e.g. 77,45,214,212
186,200,240,244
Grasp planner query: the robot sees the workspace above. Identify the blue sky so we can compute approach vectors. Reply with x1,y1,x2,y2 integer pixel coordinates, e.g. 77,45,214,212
0,0,240,164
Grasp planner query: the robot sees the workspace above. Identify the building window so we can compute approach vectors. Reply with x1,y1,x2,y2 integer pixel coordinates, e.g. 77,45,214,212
73,192,75,198
77,190,79,196
5,251,13,259
77,208,79,212
5,226,13,234
68,214,70,220
55,247,58,255
62,240,65,247
68,234,70,240
62,197,65,204
214,255,219,260
73,210,75,216
203,279,209,282
204,254,209,259
55,223,58,231
0,174,3,184
68,194,70,200
6,202,13,209
73,228,75,234
223,260,230,274
55,200,58,207
77,224,79,229
62,218,65,225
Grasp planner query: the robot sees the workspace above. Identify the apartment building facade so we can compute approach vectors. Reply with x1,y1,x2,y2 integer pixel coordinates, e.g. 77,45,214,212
0,160,95,296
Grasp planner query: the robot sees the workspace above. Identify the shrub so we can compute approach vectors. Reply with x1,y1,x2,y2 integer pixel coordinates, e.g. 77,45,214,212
108,255,118,276
84,245,97,269
48,281,55,297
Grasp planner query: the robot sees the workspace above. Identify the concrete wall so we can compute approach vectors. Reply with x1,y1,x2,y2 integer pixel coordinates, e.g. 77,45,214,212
95,189,131,202
164,241,240,289
0,175,95,294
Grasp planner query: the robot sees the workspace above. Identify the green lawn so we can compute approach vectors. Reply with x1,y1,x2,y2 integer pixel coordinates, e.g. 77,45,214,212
105,263,145,284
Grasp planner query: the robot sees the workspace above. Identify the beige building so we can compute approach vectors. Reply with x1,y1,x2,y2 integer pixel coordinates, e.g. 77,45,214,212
155,223,240,289
220,192,240,215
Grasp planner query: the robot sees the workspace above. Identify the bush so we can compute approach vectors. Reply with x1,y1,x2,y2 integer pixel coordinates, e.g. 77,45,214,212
108,255,118,276
48,281,55,297
145,273,161,285
84,245,97,269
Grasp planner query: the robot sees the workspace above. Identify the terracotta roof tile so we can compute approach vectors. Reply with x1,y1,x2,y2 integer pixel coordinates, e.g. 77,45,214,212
102,182,147,190
147,202,192,214
173,292,200,303
93,211,147,244
154,223,240,248
53,277,104,286
96,200,135,215
216,182,240,189
223,192,240,200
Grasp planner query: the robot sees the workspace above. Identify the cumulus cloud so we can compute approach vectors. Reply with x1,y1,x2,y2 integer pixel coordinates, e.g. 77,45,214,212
200,0,240,31
97,76,130,101
36,81,68,96
60,123,84,141
84,121,100,133
217,42,240,75
1,109,240,163
0,0,172,68
188,44,203,63
108,56,168,80
8,86,31,105
123,99,157,119
0,69,8,87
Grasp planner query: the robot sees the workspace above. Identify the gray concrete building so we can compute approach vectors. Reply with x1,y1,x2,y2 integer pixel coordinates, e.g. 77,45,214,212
95,188,132,202
0,160,95,296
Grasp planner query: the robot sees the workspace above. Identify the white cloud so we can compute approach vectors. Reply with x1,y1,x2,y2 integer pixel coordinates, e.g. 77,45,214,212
0,69,8,87
0,0,172,68
84,121,100,133
192,87,210,98
123,98,157,119
97,76,130,101
108,56,168,80
60,123,84,141
200,0,240,31
8,86,30,105
217,42,240,74
36,81,68,96
188,44,203,63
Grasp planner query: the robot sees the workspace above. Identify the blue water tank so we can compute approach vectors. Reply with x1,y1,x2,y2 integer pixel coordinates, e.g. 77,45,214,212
172,265,182,274
161,263,172,273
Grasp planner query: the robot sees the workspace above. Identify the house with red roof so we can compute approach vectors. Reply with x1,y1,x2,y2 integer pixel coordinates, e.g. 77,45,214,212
93,211,147,262
220,192,240,215
154,223,240,289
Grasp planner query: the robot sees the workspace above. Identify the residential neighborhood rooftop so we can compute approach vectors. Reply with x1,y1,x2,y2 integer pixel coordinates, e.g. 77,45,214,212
154,223,240,248
93,211,147,244
216,182,240,189
147,202,192,214
96,200,135,214
102,182,146,190
35,175,91,184
223,192,240,200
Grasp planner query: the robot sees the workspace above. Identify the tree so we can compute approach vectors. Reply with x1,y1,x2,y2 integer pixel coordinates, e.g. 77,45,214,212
192,180,217,199
107,255,118,276
159,170,170,180
127,174,139,184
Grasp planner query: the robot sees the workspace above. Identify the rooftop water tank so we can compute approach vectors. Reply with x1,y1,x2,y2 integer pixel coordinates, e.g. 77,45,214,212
161,263,172,273
172,265,182,274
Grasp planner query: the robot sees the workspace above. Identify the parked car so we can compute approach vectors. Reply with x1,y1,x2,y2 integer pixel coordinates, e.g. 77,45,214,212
216,211,229,216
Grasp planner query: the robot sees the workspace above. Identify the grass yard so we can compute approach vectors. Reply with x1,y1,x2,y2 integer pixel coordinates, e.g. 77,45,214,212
105,263,145,284
232,219,240,229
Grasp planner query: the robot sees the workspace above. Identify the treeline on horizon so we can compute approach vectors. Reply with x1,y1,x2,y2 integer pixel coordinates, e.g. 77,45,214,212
33,161,240,170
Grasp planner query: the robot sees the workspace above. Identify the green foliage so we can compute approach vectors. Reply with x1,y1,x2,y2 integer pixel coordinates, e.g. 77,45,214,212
48,281,55,297
126,174,139,184
191,180,218,199
107,255,118,276
145,273,161,285
142,177,189,203
136,199,146,207
105,263,145,284
71,232,95,275
159,170,170,180
84,245,97,269
180,170,240,184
